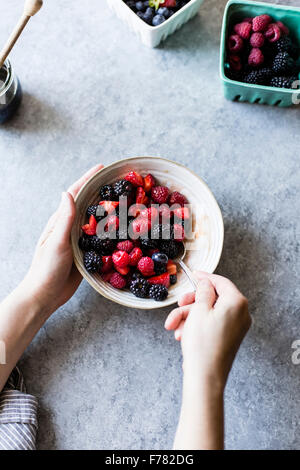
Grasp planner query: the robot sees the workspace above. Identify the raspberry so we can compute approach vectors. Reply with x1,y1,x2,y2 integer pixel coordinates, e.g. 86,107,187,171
168,191,187,207
117,240,134,253
101,255,113,273
229,54,242,71
252,14,271,33
125,171,144,187
148,272,170,288
110,272,126,289
99,185,115,201
143,174,156,193
137,257,155,276
234,21,252,39
84,251,102,273
112,250,130,268
272,52,294,74
128,247,143,266
101,270,115,283
250,32,265,48
265,23,281,43
276,21,289,36
228,34,244,53
130,278,150,298
248,48,264,67
149,284,168,302
151,186,169,204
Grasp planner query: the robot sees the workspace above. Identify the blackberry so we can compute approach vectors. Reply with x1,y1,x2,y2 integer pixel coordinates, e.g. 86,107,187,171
244,68,271,85
159,240,181,259
270,76,295,89
99,184,115,201
97,238,116,255
113,179,133,198
140,238,158,251
275,36,292,54
149,284,168,302
78,235,92,251
87,205,99,218
272,52,294,74
130,278,150,298
83,251,102,273
170,274,177,285
132,272,144,281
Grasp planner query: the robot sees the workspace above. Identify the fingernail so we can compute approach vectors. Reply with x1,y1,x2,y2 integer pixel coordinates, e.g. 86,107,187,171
175,330,181,340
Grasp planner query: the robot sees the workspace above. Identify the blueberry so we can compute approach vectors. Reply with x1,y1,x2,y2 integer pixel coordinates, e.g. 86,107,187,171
157,7,170,18
152,252,168,265
143,7,154,24
136,1,145,11
125,0,136,10
152,14,166,26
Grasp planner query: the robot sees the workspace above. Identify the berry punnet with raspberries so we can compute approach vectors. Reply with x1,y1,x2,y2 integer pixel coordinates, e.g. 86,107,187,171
226,14,300,89
123,0,191,27
78,170,192,302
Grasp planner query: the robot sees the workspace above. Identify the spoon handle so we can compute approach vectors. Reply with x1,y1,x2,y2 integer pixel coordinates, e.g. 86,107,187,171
178,259,198,291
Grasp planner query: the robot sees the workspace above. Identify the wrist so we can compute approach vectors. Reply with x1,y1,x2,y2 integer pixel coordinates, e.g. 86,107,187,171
15,279,52,322
183,363,226,396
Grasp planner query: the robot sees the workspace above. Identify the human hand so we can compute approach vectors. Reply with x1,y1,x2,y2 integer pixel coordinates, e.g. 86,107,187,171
165,272,251,390
20,164,103,318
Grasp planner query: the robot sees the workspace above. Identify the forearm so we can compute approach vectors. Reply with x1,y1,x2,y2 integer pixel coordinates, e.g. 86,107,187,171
174,372,224,450
0,281,49,391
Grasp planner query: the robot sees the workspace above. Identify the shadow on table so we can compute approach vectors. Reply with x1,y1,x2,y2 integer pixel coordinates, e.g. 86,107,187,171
1,92,69,134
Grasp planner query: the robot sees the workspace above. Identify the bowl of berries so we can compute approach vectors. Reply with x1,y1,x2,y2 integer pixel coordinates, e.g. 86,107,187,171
71,156,224,309
106,0,204,48
220,0,300,106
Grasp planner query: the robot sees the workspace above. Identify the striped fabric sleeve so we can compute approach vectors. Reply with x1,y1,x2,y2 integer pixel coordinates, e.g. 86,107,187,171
0,367,38,450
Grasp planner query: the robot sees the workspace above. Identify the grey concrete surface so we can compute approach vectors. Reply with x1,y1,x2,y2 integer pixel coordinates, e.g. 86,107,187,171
0,0,299,450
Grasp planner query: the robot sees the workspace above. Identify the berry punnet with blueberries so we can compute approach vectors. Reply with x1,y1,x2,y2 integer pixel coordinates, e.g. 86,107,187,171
78,170,191,302
123,0,190,27
226,14,300,89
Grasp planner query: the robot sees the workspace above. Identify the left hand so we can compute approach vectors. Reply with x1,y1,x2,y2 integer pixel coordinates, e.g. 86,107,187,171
20,164,103,317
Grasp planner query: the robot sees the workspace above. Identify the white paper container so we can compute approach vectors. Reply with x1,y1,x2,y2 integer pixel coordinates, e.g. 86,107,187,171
106,0,205,47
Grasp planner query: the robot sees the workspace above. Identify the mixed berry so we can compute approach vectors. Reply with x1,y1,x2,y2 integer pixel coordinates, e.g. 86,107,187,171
226,15,300,89
78,170,191,302
123,0,190,27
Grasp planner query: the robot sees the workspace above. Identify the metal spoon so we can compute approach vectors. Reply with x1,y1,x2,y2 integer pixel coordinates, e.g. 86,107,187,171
174,243,198,291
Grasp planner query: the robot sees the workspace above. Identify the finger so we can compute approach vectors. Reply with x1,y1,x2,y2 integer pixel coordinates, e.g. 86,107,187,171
178,291,195,307
194,278,217,309
175,320,185,341
51,192,76,245
68,164,104,198
165,304,192,331
194,271,243,299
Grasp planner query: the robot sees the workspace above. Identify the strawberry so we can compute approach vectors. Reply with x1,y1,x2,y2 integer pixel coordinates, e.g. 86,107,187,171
173,223,185,241
115,265,130,276
128,247,143,266
140,207,159,223
112,250,130,268
81,215,97,236
173,207,190,220
131,217,151,237
99,200,119,214
136,187,149,205
125,171,144,187
101,255,113,273
148,272,170,288
128,203,144,218
105,215,119,232
161,0,176,7
167,260,177,276
143,174,156,193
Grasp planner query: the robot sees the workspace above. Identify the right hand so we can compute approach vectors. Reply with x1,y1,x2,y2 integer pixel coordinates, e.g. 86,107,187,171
165,272,252,390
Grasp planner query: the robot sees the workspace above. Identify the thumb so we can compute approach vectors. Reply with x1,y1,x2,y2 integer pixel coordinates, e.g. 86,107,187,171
52,192,76,244
194,277,216,309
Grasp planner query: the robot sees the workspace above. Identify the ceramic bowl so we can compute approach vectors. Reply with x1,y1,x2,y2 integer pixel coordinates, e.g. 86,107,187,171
106,0,205,48
71,156,224,310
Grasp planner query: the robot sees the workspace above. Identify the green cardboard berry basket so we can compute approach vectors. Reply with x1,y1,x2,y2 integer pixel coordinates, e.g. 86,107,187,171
220,0,300,107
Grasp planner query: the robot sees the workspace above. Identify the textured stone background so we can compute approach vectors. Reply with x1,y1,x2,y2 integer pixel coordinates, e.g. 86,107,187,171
0,0,299,450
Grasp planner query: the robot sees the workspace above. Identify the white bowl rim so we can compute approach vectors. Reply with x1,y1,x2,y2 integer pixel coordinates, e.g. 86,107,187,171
71,156,224,310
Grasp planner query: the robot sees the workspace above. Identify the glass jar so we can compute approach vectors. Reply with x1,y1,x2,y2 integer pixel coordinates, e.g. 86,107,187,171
0,60,22,124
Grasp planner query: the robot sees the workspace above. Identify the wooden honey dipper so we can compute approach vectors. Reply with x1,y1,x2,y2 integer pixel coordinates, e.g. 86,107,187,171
0,0,43,69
